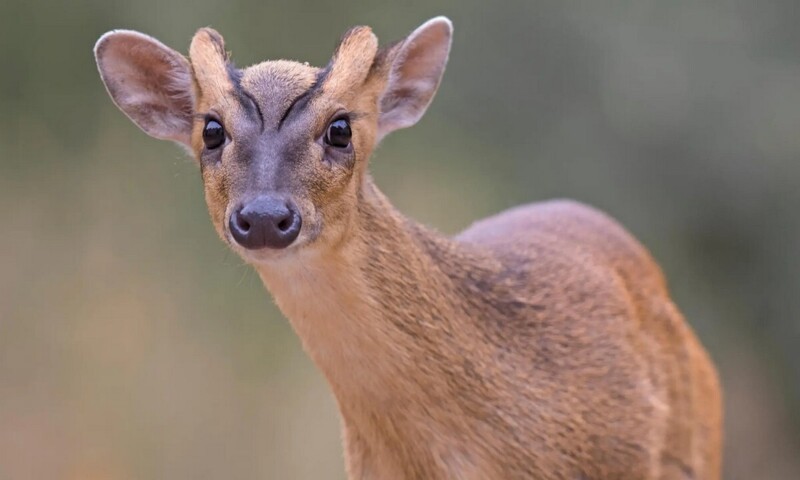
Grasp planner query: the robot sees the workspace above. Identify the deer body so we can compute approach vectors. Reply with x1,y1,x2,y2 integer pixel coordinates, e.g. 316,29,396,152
95,16,722,479
259,180,721,479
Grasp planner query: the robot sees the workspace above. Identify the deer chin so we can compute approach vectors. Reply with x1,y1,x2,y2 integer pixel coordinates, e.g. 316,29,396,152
228,242,288,264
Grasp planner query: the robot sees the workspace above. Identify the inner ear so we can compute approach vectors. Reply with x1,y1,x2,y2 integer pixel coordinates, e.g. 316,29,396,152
95,30,194,145
377,17,453,139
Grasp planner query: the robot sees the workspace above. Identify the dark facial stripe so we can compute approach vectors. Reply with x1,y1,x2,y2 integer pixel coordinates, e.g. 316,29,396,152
277,87,313,128
241,89,264,132
277,65,332,129
225,62,265,132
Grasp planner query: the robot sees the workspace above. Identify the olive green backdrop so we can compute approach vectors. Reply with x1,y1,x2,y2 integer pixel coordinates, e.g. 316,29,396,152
1,1,799,478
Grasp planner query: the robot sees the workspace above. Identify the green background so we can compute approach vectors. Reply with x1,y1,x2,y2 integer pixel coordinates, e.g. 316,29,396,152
2,1,799,478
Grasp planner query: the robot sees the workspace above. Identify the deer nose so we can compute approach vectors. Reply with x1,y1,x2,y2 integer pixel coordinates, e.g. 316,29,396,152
229,196,302,250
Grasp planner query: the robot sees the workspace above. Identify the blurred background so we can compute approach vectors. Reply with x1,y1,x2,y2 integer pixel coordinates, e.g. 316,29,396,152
1,0,799,478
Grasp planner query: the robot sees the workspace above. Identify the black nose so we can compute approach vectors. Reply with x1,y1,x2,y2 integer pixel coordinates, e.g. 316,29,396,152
229,196,302,250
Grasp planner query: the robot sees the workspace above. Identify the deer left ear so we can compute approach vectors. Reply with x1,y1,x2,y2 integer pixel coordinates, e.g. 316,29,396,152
94,30,194,146
377,16,453,140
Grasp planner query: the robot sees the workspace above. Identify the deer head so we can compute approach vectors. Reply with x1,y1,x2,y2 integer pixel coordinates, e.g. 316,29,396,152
94,17,452,264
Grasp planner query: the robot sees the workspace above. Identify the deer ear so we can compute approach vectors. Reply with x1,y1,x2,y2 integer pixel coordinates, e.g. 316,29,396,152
378,17,452,140
94,30,194,147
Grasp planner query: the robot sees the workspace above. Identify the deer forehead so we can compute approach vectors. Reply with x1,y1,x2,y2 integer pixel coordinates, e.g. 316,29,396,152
192,60,319,121
240,61,320,123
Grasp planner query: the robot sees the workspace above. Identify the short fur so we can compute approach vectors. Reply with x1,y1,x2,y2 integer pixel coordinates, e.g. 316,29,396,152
94,17,722,479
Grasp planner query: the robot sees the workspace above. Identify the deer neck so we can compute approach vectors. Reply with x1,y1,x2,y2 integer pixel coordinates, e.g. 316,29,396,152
254,176,491,409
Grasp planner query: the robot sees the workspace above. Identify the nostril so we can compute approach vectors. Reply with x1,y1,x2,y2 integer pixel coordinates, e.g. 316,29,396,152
236,215,251,233
229,207,256,249
277,217,291,232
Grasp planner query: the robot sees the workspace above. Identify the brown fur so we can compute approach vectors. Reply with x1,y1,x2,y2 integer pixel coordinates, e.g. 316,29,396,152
95,17,723,480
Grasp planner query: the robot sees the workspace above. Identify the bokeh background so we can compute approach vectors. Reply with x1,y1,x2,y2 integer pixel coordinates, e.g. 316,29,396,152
2,0,799,478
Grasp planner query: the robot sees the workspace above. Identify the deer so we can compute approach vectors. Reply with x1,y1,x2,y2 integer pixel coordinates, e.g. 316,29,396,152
93,16,722,479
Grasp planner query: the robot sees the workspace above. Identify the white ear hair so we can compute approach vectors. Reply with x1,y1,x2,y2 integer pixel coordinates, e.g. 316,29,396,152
377,16,453,140
94,30,194,146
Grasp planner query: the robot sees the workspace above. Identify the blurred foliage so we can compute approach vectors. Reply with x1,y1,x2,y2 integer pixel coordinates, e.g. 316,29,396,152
1,1,799,478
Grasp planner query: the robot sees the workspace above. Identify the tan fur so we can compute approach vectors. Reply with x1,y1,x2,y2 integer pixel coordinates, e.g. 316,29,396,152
94,17,723,480
325,27,380,101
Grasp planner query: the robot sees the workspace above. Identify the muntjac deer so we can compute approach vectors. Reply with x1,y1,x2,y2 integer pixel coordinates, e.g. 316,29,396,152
94,16,723,479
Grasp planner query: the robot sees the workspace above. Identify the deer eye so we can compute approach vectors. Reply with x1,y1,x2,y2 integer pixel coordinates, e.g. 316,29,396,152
202,119,226,150
324,118,351,148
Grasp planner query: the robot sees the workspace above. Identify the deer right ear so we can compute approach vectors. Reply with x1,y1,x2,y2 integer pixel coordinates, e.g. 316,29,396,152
376,17,453,140
94,30,194,147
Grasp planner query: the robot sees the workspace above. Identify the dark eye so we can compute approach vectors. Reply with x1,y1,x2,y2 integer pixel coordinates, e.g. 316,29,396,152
324,118,351,148
202,119,226,150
